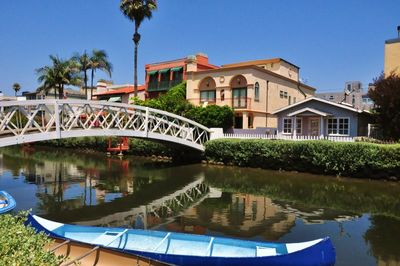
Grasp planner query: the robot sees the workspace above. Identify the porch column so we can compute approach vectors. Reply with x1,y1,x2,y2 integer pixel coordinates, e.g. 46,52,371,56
320,116,324,139
293,116,297,138
243,112,249,129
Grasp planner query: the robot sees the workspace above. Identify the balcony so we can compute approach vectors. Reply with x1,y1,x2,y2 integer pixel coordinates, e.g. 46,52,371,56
147,79,183,92
232,97,251,109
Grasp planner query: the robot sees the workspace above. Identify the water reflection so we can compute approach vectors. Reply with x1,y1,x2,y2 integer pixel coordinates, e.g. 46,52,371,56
1,146,400,266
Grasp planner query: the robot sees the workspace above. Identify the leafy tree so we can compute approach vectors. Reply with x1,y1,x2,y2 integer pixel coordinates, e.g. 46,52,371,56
89,50,113,99
368,73,400,140
120,0,157,97
36,55,81,99
186,105,234,129
12,83,21,97
132,82,234,129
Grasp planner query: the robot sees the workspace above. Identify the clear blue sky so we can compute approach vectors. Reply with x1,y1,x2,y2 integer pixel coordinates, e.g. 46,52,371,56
0,0,399,95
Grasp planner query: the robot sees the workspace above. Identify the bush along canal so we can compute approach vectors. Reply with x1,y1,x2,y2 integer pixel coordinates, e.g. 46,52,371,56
0,145,400,265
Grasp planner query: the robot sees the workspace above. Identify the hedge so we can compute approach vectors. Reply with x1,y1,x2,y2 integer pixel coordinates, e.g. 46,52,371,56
0,212,65,265
204,139,400,179
42,137,202,162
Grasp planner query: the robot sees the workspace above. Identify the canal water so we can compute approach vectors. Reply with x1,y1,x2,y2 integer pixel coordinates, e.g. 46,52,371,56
0,146,399,266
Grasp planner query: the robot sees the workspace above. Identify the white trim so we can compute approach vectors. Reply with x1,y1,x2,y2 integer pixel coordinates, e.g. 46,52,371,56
326,117,351,136
287,107,331,117
282,117,292,134
296,117,303,135
272,97,367,115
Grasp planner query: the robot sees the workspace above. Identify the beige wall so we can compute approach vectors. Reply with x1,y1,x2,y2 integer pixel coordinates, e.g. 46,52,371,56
128,91,145,103
384,42,400,77
187,67,315,129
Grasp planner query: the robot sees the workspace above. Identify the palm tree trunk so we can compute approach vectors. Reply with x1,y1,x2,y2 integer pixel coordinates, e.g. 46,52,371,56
133,24,140,97
90,69,94,100
84,70,88,99
59,84,64,99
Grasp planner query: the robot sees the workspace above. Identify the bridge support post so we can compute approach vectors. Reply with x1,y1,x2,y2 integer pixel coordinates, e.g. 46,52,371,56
54,101,61,139
144,107,149,138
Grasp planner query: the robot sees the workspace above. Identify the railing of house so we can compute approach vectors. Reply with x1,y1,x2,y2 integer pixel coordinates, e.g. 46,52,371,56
212,133,355,142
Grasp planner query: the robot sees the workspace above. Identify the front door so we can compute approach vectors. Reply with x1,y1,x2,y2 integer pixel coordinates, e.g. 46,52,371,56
234,115,243,129
309,118,320,136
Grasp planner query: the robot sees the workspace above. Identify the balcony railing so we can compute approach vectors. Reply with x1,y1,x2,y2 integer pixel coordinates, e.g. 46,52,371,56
232,97,251,109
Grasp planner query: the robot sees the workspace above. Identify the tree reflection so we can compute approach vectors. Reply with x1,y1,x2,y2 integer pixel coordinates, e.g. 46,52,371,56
364,215,400,264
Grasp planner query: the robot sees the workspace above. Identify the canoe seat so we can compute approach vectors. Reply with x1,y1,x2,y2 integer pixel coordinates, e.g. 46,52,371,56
0,200,7,204
256,246,277,257
91,230,128,247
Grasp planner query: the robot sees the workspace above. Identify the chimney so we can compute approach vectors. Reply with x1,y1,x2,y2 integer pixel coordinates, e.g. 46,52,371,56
398,25,400,38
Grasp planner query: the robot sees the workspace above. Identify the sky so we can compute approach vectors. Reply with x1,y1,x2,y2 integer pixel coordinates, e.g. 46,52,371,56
0,0,399,95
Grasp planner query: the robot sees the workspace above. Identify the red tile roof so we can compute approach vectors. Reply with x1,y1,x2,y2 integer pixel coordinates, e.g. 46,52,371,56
94,85,146,96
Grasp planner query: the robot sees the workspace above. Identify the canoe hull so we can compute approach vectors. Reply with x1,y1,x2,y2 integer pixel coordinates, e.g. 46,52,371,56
49,237,171,266
26,214,336,266
0,191,16,214
126,238,335,266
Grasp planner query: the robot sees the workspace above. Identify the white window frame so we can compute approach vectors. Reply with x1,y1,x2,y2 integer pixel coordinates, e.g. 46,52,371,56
296,117,302,135
282,117,292,134
327,117,350,136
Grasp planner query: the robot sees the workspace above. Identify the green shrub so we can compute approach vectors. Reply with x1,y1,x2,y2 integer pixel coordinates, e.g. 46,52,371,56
185,105,234,130
205,139,400,179
0,212,65,265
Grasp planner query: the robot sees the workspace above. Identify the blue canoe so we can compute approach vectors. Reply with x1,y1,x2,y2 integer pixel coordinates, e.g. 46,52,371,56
27,214,336,266
0,191,16,214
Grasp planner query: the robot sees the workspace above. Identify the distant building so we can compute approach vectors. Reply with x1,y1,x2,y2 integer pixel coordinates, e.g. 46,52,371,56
0,91,17,101
315,81,373,110
145,53,218,98
93,82,146,104
22,88,86,100
384,26,400,77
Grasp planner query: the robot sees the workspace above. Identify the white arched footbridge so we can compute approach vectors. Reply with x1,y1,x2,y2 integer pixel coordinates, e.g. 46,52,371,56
0,100,211,151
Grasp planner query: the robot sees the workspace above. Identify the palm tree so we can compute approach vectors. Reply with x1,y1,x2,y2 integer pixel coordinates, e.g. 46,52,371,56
120,0,157,97
36,55,81,99
73,51,91,99
89,50,113,99
36,66,58,98
12,83,21,97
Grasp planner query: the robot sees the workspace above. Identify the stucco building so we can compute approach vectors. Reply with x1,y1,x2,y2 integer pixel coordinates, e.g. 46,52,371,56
93,82,146,104
186,58,315,129
384,26,400,77
145,53,218,98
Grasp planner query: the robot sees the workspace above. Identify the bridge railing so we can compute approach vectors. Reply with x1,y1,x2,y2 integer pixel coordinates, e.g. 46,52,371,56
0,100,211,150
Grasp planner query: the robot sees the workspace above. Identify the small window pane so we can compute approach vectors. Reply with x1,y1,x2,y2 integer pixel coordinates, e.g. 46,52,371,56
283,118,292,134
254,82,260,101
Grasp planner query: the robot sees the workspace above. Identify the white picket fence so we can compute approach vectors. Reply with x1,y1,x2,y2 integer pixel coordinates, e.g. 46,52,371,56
214,133,354,142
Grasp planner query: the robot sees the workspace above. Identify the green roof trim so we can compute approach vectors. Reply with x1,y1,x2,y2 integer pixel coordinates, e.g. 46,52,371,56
171,66,183,72
148,70,158,75
159,68,170,73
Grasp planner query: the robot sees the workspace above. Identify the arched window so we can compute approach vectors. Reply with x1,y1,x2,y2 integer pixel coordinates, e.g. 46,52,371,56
254,82,260,101
230,75,248,108
199,77,216,104
220,89,225,101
